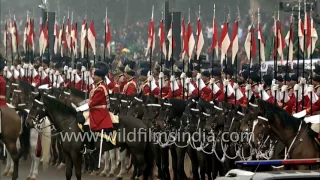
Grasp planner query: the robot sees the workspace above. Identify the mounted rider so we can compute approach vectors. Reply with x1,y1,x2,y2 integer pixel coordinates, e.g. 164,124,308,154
114,60,127,94
122,61,137,96
0,55,7,107
82,62,113,153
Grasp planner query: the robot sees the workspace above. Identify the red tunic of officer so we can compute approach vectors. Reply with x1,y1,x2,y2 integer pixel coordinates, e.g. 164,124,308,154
32,73,41,87
142,80,160,96
122,77,137,96
0,76,7,106
212,81,225,102
160,79,170,97
163,79,182,99
200,82,213,101
305,85,320,115
114,74,127,93
89,81,113,131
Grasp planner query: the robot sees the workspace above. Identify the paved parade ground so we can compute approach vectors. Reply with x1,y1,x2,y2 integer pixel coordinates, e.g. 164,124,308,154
0,159,132,180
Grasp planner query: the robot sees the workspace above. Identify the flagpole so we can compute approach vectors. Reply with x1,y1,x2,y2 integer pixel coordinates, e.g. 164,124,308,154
274,10,279,106
181,12,185,99
46,12,50,72
149,6,154,94
5,16,7,58
310,7,313,115
296,1,301,113
171,11,175,97
160,11,164,99
235,6,240,105
14,14,20,60
302,0,306,110
92,11,95,67
211,5,215,98
258,8,263,99
283,10,293,108
104,7,107,62
197,5,201,98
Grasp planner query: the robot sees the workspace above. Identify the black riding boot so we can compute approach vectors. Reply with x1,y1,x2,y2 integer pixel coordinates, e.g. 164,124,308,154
81,125,96,154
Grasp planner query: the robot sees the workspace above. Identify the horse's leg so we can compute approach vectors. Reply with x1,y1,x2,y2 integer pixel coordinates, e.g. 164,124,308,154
211,152,219,179
187,147,200,180
175,147,187,180
100,151,109,177
170,146,178,180
65,154,73,180
116,149,128,179
71,151,82,180
196,151,206,180
152,144,163,179
28,130,37,180
161,147,170,180
2,149,11,176
30,155,40,180
205,153,213,180
108,149,117,177
6,141,20,180
27,154,34,179
90,151,100,175
50,136,57,166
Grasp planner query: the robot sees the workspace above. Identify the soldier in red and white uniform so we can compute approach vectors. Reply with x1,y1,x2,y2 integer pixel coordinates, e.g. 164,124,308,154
159,69,170,98
139,68,159,96
0,57,7,107
262,74,275,104
122,62,137,96
113,61,127,93
82,62,113,153
211,68,225,102
163,66,182,99
305,74,320,115
198,70,213,101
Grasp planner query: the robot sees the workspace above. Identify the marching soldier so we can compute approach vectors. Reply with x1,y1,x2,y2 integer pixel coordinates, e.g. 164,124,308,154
122,61,137,96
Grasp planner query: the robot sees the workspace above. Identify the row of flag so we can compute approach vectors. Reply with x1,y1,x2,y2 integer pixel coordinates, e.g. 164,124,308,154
3,9,112,60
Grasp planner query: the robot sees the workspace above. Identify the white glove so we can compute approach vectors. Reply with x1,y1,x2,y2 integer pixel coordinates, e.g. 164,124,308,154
159,72,164,78
258,84,264,92
272,84,279,91
45,68,50,74
272,79,276,86
64,65,68,71
10,66,15,71
148,76,153,82
3,66,8,72
245,84,251,91
294,84,300,91
170,75,175,82
210,78,215,84
85,71,90,77
186,77,191,84
54,71,60,75
23,64,28,68
147,71,151,77
81,66,86,72
17,65,21,70
300,77,306,85
68,67,73,74
39,66,43,72
72,69,77,75
223,79,229,87
233,83,239,90
196,73,202,80
50,69,55,75
29,64,34,69
281,85,288,92
307,85,314,93
180,72,186,79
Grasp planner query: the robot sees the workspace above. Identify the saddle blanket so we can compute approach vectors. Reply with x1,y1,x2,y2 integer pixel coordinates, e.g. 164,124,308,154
82,110,119,125
77,124,117,145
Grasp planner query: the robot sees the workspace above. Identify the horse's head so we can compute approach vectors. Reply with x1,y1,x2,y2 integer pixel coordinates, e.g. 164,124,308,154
127,96,145,118
240,101,263,132
59,91,71,106
180,98,199,131
26,99,46,128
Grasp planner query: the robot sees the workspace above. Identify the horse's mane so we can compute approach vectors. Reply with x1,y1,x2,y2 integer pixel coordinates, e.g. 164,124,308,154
19,80,35,91
258,100,305,132
43,94,77,116
70,88,87,99
168,98,187,116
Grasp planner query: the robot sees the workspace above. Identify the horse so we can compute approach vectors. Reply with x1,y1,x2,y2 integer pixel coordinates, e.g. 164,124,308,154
0,106,25,180
249,100,319,170
26,91,154,180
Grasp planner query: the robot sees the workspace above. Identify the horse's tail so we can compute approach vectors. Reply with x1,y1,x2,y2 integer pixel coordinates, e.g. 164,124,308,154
41,117,52,171
143,141,154,179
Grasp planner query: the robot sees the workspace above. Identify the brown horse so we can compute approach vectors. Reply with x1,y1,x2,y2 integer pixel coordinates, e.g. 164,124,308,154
249,100,319,170
0,106,24,180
